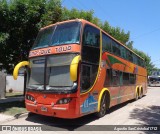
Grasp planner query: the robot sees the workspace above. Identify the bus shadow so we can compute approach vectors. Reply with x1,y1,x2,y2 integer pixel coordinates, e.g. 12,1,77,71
25,98,140,130
26,112,98,131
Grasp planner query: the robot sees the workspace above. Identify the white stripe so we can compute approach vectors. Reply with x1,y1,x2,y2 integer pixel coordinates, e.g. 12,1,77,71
52,107,67,110
26,103,37,107
89,102,98,105
111,93,134,100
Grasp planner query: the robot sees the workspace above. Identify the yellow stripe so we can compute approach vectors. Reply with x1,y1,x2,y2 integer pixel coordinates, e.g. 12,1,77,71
139,85,142,94
13,61,29,80
81,30,102,95
70,55,81,81
97,88,110,112
135,86,139,97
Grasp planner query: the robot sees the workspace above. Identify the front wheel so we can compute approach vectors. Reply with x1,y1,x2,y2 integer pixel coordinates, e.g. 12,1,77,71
96,93,107,118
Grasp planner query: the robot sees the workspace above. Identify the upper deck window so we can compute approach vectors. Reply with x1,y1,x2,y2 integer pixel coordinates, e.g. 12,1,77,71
32,26,55,50
51,22,81,46
32,21,81,50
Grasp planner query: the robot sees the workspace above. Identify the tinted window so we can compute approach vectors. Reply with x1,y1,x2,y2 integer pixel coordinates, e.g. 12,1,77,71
81,25,100,92
32,26,54,49
104,69,112,86
133,55,138,65
102,33,145,68
112,41,120,56
51,22,81,46
82,25,100,64
83,25,100,47
121,46,127,59
129,74,136,84
127,50,133,62
123,72,129,85
112,70,119,86
102,33,112,52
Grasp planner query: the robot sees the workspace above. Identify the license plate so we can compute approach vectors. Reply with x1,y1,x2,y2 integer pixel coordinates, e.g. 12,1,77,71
41,106,47,112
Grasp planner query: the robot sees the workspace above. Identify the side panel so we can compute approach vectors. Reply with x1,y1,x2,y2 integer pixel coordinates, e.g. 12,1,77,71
102,52,147,107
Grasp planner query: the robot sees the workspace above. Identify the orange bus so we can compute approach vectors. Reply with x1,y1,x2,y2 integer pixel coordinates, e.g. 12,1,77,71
13,19,147,118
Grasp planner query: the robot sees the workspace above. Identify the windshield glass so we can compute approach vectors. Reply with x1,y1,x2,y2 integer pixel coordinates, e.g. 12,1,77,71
32,21,81,50
46,54,76,90
51,22,80,46
27,54,77,90
32,26,55,50
149,77,160,82
27,57,45,90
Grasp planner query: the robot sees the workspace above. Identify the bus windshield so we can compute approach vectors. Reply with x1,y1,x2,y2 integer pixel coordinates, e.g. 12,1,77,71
32,21,81,50
27,54,76,91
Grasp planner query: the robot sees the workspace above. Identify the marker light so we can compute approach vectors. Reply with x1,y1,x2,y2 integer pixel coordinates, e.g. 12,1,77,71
56,98,72,104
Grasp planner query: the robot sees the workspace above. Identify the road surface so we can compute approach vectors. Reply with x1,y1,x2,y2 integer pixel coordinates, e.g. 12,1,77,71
1,87,160,134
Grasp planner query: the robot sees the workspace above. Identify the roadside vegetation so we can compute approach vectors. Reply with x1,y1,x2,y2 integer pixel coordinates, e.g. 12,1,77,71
0,101,27,116
0,0,157,75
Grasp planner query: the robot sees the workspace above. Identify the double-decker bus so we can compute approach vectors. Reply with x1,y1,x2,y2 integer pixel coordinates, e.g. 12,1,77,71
148,71,160,86
13,19,147,118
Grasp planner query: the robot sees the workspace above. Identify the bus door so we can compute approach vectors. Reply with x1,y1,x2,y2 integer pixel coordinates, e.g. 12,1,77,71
80,25,100,114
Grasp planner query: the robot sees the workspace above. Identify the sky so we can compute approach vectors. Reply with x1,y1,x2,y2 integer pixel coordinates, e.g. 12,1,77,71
62,0,160,68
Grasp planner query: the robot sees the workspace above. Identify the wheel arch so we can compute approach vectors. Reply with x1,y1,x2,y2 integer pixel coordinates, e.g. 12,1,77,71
97,88,110,112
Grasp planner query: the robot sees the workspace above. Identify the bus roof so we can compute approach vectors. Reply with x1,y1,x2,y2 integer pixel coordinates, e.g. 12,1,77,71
41,19,144,61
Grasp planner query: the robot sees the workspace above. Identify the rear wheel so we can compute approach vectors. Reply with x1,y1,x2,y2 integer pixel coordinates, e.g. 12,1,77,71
135,91,139,101
139,89,143,99
96,93,107,118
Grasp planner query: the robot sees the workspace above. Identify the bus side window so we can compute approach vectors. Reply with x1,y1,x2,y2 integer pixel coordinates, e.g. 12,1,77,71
112,70,119,86
102,33,112,52
129,74,136,84
105,69,112,86
83,26,100,47
121,47,127,59
123,72,129,85
81,64,92,91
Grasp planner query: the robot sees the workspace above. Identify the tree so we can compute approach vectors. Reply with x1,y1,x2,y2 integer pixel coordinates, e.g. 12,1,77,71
0,0,157,74
132,48,155,75
0,0,62,73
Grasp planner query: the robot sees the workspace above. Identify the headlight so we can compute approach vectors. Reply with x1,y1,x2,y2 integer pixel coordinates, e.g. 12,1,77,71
26,94,35,102
56,98,72,104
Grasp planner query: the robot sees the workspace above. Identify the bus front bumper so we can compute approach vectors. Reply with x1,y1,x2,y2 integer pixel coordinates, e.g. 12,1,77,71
25,102,80,119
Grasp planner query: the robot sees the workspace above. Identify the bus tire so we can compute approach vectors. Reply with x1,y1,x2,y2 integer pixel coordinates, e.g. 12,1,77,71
135,90,139,101
96,93,107,118
139,89,143,99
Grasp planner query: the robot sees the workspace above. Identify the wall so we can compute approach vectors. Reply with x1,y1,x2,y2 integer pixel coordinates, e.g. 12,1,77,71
6,75,24,92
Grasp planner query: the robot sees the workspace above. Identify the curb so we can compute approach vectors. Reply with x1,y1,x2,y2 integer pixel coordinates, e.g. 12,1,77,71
0,112,29,124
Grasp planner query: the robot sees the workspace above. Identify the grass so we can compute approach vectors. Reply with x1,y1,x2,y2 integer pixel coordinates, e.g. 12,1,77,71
5,92,23,98
0,100,27,116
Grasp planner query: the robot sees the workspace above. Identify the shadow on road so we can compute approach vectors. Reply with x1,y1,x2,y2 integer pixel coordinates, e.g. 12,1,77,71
25,99,137,131
26,112,98,131
129,105,160,134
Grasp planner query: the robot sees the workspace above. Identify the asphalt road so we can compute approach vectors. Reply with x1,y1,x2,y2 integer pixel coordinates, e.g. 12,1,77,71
1,87,160,134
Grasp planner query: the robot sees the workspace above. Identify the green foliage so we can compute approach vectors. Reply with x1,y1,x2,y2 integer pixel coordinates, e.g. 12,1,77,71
0,0,157,74
131,48,155,75
101,21,130,45
0,0,62,73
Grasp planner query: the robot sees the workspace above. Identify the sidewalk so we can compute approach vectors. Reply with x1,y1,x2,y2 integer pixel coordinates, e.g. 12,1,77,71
0,96,28,124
